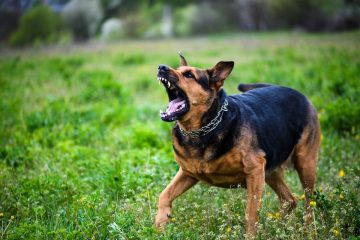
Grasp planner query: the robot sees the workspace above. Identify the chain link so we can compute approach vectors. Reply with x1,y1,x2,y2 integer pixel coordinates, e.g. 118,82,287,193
178,99,229,138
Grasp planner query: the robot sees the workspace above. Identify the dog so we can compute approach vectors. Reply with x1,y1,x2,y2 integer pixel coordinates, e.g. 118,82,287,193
155,53,320,236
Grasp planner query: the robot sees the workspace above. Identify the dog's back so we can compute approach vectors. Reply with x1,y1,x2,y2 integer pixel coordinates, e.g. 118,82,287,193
231,85,311,170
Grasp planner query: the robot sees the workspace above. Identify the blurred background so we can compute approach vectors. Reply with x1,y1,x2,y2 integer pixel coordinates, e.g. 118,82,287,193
1,0,359,47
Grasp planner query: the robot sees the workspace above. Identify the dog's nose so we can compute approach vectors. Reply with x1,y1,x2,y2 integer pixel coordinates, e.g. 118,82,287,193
158,64,169,72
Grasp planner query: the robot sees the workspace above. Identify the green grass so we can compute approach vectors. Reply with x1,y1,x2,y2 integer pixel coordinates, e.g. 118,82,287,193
0,32,359,239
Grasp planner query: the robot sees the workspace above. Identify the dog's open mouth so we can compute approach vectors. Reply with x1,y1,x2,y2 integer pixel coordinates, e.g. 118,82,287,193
157,76,189,122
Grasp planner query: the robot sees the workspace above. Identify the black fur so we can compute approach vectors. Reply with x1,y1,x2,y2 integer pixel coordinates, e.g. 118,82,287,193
238,83,271,92
174,90,239,161
232,86,309,170
196,70,211,92
174,85,309,171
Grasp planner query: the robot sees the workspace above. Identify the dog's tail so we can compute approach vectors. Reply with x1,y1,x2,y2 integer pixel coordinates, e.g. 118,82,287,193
238,83,272,92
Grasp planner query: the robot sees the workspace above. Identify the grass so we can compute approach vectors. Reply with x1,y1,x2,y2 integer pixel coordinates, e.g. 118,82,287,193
0,31,359,239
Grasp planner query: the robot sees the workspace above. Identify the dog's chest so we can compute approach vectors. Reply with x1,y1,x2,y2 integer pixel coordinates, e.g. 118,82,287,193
174,145,247,187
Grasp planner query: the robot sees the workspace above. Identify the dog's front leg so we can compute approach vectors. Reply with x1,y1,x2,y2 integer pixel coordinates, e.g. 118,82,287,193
155,168,198,228
245,160,265,237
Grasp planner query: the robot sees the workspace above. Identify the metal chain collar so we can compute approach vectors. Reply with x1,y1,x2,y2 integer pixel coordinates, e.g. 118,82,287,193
178,99,229,138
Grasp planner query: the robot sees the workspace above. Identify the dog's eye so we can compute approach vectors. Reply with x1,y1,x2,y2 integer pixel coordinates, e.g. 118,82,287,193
183,71,194,79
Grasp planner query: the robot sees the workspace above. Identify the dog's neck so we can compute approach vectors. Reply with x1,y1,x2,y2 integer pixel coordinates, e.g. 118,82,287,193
177,89,227,133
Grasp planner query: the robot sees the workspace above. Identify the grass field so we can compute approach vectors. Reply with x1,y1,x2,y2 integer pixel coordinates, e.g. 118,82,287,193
0,32,359,239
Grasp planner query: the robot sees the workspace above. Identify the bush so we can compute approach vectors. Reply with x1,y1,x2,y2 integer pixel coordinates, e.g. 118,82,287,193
321,97,360,134
188,2,232,35
9,6,63,47
173,4,197,37
62,0,103,41
174,2,238,36
232,0,269,30
121,2,163,39
267,0,343,31
100,18,124,41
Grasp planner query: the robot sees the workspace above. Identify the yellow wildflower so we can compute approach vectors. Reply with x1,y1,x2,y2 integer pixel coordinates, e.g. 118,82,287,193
309,201,316,207
267,212,281,219
339,170,345,178
189,218,194,224
171,217,176,223
331,229,340,236
299,194,305,200
226,227,232,232
10,215,15,220
339,194,344,200
320,134,324,141
235,213,240,217
0,213,4,217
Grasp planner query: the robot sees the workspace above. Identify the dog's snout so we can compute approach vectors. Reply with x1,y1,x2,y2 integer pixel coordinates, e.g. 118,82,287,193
158,64,169,73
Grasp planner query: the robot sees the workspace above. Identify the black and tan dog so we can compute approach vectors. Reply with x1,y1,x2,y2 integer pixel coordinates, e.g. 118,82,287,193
155,53,320,236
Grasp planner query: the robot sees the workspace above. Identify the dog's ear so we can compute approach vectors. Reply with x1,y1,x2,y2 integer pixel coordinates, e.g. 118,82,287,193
178,51,188,66
207,61,234,91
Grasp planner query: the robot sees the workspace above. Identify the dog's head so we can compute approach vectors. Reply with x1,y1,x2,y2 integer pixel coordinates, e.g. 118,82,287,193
157,53,234,122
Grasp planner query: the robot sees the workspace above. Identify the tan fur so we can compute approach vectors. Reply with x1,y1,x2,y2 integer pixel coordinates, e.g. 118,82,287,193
265,167,298,212
174,127,252,187
156,168,198,228
173,66,215,130
293,103,321,223
155,60,321,237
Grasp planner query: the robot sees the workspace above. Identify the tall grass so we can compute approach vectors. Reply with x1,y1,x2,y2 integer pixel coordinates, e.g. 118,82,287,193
0,32,359,239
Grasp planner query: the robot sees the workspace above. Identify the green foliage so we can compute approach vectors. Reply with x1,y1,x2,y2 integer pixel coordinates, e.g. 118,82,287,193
173,5,196,37
0,32,359,239
321,98,360,134
61,0,103,41
9,5,64,47
114,53,146,65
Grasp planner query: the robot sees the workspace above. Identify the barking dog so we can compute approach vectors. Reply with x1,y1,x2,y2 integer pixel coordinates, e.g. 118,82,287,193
155,53,321,236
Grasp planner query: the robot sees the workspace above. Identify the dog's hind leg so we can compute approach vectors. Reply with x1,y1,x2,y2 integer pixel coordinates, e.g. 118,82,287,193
265,166,297,213
155,168,198,228
293,108,321,224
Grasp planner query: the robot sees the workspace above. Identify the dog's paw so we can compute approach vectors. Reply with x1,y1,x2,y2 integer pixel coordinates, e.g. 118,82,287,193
155,207,171,229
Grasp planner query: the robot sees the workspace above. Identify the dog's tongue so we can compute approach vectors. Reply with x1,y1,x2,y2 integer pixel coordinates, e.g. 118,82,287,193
167,97,185,114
